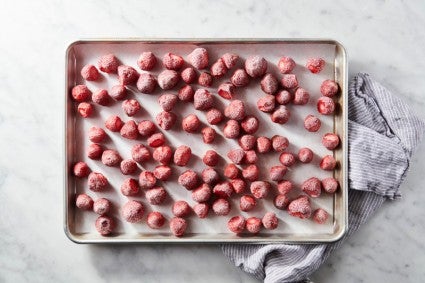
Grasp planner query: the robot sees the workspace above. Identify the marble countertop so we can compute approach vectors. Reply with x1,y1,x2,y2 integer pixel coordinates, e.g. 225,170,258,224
1,1,424,282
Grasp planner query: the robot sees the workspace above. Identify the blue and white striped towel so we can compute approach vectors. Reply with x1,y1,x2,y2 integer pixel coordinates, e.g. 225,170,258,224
222,73,425,283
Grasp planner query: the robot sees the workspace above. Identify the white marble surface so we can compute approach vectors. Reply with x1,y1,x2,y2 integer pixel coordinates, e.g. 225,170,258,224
0,1,424,282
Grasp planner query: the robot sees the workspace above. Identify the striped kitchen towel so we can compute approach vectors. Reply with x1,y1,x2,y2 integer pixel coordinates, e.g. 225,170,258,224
222,73,425,283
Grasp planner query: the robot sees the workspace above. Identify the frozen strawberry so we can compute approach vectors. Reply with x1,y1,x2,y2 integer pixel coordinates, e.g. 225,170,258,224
182,114,201,133
153,145,173,165
101,149,122,167
147,211,165,229
105,115,124,132
88,172,108,192
212,198,231,216
293,88,309,105
301,177,321,198
122,99,141,116
206,108,223,125
158,70,179,90
257,95,275,113
262,212,278,230
213,182,234,198
228,216,246,234
81,64,99,81
277,180,293,195
77,102,94,118
317,96,336,115
88,127,106,143
95,216,115,236
281,74,298,89
147,133,165,147
194,89,213,110
245,55,267,78
224,163,240,179
250,181,271,199
279,152,296,167
118,65,139,85
304,115,321,132
320,79,339,97
122,200,144,223
227,149,245,165
322,133,340,150
178,85,194,102
223,120,240,139
225,100,246,121
320,155,337,170
288,196,311,219
246,217,262,234
93,198,111,216
244,150,258,164
275,90,292,105
238,135,256,151
201,168,219,185
269,165,287,182
137,52,156,71
198,72,213,87
178,170,199,190
322,177,339,193
120,178,140,196
277,56,296,74
172,200,191,217
271,135,289,152
72,85,91,102
163,53,184,70
274,194,290,210
188,48,209,69
313,208,328,224
136,73,157,94
271,105,291,124
202,127,216,144
131,144,151,163
181,67,197,84
98,54,119,74
138,171,157,189
239,195,256,212
120,120,138,139
153,165,172,181
211,58,227,77
110,85,127,100
192,183,212,203
230,178,246,194
76,194,93,210
218,82,235,100
170,217,187,237
256,136,272,153
92,89,110,106
174,145,192,166
231,69,250,87
138,120,156,137
221,53,239,69
158,94,178,112
203,150,219,167
306,58,325,74
145,186,167,205
156,111,177,130
242,165,259,182
193,203,209,218
241,116,259,134
298,147,314,163
87,143,103,160
260,73,279,94
73,161,90,177
120,159,138,175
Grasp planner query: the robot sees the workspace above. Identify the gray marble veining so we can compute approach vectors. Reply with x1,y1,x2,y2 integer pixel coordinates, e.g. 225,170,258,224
0,0,424,282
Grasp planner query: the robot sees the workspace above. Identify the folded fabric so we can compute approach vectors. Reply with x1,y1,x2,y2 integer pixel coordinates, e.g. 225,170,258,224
222,73,425,283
